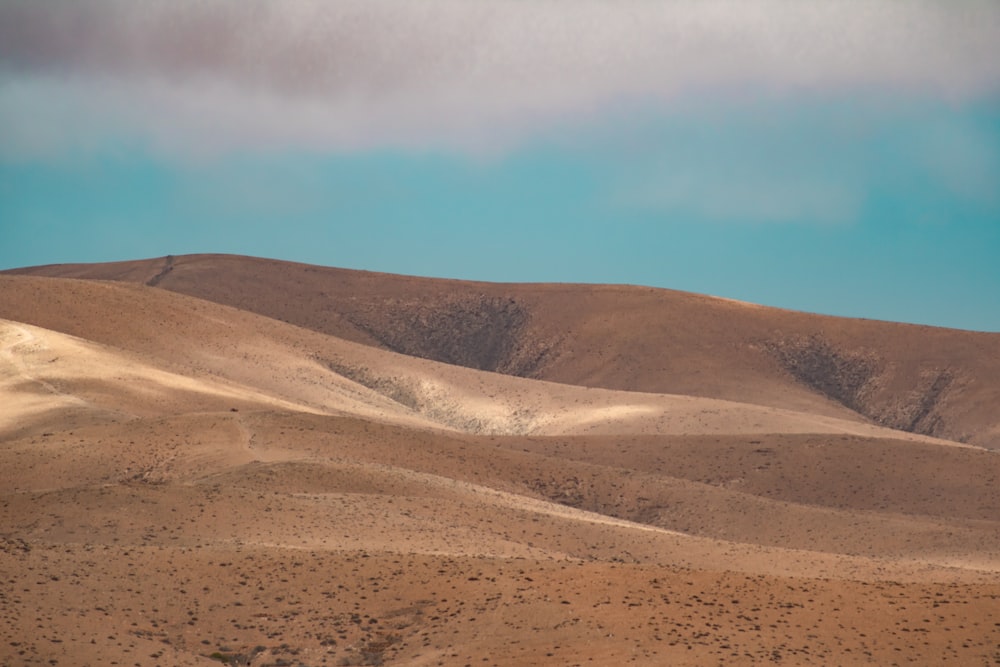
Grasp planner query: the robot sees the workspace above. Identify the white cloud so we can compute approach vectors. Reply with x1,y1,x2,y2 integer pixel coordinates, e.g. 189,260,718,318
1,0,999,156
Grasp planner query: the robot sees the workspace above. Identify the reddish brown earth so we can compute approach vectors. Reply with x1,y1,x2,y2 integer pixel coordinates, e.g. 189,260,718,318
1,256,998,666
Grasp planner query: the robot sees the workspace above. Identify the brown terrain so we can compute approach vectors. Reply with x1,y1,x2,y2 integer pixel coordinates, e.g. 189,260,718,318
1,254,998,666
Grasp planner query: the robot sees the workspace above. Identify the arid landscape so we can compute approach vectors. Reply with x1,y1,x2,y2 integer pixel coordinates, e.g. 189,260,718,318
2,254,999,666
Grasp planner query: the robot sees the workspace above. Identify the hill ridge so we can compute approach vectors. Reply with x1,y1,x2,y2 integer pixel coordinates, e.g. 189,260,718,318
6,253,998,448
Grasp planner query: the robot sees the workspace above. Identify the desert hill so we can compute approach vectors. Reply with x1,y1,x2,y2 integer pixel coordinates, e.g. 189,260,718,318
1,258,999,666
8,253,999,449
0,275,924,442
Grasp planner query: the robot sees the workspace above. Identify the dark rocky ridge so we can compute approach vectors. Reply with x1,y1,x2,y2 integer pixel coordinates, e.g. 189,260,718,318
764,335,879,414
765,335,959,440
343,294,557,378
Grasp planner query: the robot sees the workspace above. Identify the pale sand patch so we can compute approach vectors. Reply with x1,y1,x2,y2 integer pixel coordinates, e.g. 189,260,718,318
0,319,326,431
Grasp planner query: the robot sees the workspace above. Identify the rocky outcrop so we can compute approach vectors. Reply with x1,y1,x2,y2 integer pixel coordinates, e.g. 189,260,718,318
765,335,957,439
344,295,556,377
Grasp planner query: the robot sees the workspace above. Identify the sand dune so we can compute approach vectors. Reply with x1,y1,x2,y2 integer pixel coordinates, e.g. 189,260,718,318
1,258,998,666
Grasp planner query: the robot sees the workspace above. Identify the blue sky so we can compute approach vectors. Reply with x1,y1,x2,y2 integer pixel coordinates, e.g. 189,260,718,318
1,1,999,331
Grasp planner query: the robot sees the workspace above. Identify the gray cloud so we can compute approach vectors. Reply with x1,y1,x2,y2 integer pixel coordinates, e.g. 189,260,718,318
2,0,999,156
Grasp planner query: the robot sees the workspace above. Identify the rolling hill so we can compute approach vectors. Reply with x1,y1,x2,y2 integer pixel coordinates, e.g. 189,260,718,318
9,253,1000,448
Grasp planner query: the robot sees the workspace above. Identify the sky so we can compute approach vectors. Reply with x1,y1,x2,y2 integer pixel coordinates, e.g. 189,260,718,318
1,1,999,331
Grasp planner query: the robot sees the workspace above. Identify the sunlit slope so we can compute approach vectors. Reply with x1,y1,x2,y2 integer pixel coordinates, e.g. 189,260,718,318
0,318,340,439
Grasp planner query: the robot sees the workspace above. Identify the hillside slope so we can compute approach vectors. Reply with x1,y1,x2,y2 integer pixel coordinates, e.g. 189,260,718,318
8,254,1000,448
3,275,938,444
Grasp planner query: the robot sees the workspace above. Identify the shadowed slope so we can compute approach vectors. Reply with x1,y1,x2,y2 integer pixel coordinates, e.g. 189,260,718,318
3,408,999,666
4,410,999,565
8,254,1000,448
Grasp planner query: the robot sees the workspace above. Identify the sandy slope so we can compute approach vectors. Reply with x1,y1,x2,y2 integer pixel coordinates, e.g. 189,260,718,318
0,319,334,437
0,267,998,666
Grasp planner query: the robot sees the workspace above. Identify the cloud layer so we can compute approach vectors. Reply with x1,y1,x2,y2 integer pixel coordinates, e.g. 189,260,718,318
2,0,1000,155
